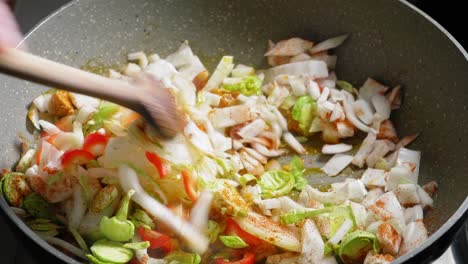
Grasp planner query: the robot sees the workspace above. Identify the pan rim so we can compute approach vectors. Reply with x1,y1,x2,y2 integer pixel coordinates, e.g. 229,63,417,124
1,0,467,263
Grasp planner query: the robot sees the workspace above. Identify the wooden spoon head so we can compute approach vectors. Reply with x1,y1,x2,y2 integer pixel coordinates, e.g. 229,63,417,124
133,74,185,138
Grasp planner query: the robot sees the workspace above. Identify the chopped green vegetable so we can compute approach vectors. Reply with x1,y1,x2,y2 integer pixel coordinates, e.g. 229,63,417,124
69,226,89,253
219,235,249,249
238,174,257,187
1,172,31,207
87,254,113,264
258,170,295,198
129,209,155,229
99,190,135,242
291,96,317,134
315,205,356,240
27,219,61,232
23,193,56,220
90,239,134,264
336,80,354,93
280,207,333,225
206,220,221,243
165,251,201,264
123,241,150,250
338,230,380,264
84,102,119,134
289,156,307,191
222,76,262,96
212,181,249,217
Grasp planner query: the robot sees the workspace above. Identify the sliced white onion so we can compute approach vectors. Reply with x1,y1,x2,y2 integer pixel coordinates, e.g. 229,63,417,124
404,205,423,224
237,119,266,140
366,140,395,168
128,51,149,68
283,132,306,154
251,142,285,157
38,120,62,135
328,218,353,245
265,38,314,56
336,121,354,138
309,35,348,54
417,186,433,209
300,219,325,263
329,103,345,122
267,85,290,107
396,184,420,207
396,148,421,183
369,191,404,222
359,78,388,101
306,80,321,100
289,76,307,96
399,221,428,256
305,185,347,205
361,168,387,188
244,147,267,164
33,94,52,113
184,121,214,154
263,60,328,84
210,105,254,128
322,154,353,176
353,99,374,125
322,143,352,154
387,85,402,110
371,94,391,120
342,91,372,132
190,191,214,232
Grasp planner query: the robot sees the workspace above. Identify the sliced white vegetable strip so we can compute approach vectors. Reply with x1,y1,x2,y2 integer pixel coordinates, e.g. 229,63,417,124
361,168,387,188
118,165,209,254
342,91,372,132
251,142,285,157
38,120,62,135
265,38,314,56
377,222,402,255
349,201,368,230
263,60,328,84
210,105,254,128
404,205,423,224
289,76,307,96
231,64,254,77
353,99,374,125
322,154,353,176
33,94,52,112
203,56,234,91
235,212,301,252
299,219,325,264
283,132,306,154
67,185,87,229
128,51,149,68
329,103,345,122
369,191,404,222
399,221,428,256
416,186,433,209
238,119,266,139
328,218,353,245
366,140,395,168
190,191,214,232
359,78,388,101
322,143,352,154
395,184,420,206
41,236,87,260
304,185,347,205
309,34,348,54
396,147,421,183
371,94,391,120
306,80,321,100
352,132,377,167
362,188,384,208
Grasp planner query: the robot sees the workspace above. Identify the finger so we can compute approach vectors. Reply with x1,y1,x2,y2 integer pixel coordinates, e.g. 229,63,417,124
0,1,23,48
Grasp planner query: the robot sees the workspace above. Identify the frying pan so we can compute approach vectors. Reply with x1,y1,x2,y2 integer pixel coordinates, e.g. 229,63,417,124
1,0,467,263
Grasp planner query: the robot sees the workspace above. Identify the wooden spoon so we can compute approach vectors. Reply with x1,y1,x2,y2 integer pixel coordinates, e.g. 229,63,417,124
0,47,184,138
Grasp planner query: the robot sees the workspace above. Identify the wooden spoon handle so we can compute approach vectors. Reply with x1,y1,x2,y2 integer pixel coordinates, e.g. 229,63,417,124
0,47,141,110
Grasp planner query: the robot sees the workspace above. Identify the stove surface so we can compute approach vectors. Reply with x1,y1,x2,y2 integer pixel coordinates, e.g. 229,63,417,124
1,0,467,263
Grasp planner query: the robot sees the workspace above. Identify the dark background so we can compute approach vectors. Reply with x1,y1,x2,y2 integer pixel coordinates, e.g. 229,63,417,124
0,0,466,263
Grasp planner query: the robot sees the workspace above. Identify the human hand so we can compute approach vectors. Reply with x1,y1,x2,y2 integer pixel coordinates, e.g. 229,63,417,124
0,0,22,47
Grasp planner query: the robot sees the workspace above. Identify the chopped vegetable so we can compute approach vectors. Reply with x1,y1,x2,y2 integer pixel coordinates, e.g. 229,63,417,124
165,251,202,264
257,170,295,198
222,76,262,96
90,239,134,264
61,149,94,168
83,133,109,157
99,190,135,242
23,193,56,220
1,172,31,207
219,235,249,249
137,226,174,252
214,252,255,264
145,151,168,178
291,96,317,134
338,231,380,264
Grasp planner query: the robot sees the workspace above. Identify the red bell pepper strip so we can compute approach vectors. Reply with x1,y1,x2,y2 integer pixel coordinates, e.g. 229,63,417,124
83,132,109,157
145,151,168,178
225,218,262,247
61,149,94,168
137,227,175,253
181,170,198,202
214,253,255,264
